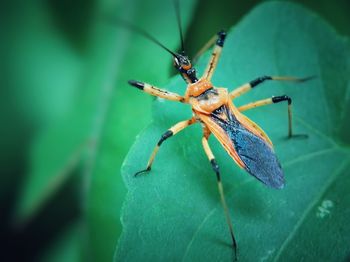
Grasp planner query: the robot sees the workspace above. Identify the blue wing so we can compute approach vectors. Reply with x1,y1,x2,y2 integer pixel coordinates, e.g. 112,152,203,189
205,105,285,189
230,126,284,189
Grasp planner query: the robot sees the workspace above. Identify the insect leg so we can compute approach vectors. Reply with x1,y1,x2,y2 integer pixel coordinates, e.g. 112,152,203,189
229,75,314,100
238,95,293,137
134,118,196,176
202,31,227,81
192,33,217,62
128,80,185,102
201,130,238,260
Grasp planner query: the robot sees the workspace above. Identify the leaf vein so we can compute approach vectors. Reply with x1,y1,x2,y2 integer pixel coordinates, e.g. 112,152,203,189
181,208,217,262
339,81,350,125
283,147,336,167
273,157,350,261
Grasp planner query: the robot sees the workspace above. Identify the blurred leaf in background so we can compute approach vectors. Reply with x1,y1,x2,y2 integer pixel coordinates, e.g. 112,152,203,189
83,0,198,261
3,0,198,261
2,0,89,260
1,0,350,261
116,2,350,261
185,0,350,58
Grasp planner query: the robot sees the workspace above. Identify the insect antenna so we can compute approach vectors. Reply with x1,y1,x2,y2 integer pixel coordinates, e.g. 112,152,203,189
173,0,185,54
109,18,177,57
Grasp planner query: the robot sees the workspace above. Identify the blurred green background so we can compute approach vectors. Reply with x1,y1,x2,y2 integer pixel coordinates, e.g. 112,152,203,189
2,0,350,261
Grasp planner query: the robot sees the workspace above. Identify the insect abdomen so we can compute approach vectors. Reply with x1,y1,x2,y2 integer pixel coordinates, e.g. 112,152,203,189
204,105,285,189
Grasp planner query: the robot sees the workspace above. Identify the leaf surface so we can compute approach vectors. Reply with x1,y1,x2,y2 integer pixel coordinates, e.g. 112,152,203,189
116,2,350,261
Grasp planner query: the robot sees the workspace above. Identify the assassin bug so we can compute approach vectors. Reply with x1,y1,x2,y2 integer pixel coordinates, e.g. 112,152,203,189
122,2,312,260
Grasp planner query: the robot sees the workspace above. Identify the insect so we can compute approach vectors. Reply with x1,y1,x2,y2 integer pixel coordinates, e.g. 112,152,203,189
123,2,311,260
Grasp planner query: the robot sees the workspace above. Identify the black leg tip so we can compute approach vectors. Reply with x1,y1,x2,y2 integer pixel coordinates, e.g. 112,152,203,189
250,76,272,88
272,95,291,104
128,80,144,90
233,245,238,261
218,30,226,38
216,30,227,47
134,167,151,177
298,75,317,82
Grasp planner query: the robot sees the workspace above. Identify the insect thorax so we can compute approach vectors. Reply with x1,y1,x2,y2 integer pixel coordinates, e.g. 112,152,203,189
186,78,213,97
186,79,229,113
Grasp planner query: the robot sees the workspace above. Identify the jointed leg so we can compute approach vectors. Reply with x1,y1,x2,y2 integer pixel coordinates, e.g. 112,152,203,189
229,75,314,100
134,118,195,176
201,129,238,260
238,95,293,137
202,31,226,81
129,80,185,102
192,33,217,62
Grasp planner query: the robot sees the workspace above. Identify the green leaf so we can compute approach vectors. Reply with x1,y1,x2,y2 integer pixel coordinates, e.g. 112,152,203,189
13,1,87,223
14,0,132,222
84,0,198,261
116,2,350,262
13,0,198,260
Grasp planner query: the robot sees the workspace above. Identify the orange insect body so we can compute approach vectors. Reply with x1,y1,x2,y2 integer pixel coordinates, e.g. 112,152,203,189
128,21,309,259
185,77,272,170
